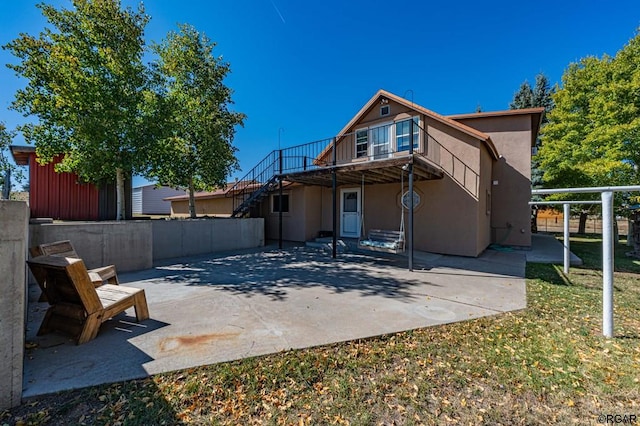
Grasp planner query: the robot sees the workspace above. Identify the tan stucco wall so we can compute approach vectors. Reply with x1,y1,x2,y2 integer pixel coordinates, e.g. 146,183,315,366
477,147,493,253
312,179,481,257
418,178,481,257
264,185,307,241
303,186,323,240
424,117,482,194
170,197,233,217
455,115,533,247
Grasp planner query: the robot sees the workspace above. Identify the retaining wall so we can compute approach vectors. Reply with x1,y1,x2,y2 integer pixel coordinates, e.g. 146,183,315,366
30,221,153,272
0,201,28,409
152,218,264,260
29,218,265,270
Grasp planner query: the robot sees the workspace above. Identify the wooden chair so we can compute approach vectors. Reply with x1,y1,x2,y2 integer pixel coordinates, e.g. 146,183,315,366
30,240,119,286
27,255,150,345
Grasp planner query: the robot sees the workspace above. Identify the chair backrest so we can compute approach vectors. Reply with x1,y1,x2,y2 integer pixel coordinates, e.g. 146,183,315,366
27,256,103,314
36,240,79,258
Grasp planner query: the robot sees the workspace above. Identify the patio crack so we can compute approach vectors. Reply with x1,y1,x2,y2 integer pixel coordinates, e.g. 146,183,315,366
418,293,507,314
236,294,293,353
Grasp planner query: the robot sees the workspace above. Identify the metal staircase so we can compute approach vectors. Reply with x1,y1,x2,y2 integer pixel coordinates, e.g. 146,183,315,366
226,139,334,217
230,174,279,217
226,150,280,218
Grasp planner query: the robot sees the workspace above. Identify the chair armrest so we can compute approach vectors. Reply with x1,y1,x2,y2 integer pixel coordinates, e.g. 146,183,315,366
88,265,119,285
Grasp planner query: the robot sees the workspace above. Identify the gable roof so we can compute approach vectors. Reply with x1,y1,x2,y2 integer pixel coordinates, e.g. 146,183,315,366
336,89,499,159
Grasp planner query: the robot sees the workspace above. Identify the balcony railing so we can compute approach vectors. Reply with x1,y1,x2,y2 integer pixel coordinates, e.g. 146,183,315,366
227,123,481,216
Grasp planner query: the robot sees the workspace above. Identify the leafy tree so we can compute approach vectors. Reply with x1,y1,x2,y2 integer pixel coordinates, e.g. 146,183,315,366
536,31,640,233
510,73,555,231
4,0,152,220
147,24,245,218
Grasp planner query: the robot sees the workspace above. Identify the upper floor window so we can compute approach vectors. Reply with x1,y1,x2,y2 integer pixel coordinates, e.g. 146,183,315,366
396,117,419,151
371,124,390,159
380,105,390,116
356,129,368,158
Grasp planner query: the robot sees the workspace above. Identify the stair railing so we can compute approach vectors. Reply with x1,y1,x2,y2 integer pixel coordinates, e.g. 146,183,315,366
226,125,481,216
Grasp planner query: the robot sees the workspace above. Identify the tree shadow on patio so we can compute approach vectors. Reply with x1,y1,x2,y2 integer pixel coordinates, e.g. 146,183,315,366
134,247,442,302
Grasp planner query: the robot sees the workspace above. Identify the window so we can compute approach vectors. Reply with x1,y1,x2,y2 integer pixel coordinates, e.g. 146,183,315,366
396,117,419,151
272,193,290,213
356,129,368,158
380,105,390,116
343,192,358,212
371,125,390,158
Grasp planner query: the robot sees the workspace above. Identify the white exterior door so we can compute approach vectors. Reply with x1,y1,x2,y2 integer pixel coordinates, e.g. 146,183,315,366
340,188,361,238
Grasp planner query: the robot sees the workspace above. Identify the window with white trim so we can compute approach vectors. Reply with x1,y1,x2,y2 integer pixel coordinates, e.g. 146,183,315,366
271,193,290,213
396,117,419,151
371,125,390,158
355,129,368,158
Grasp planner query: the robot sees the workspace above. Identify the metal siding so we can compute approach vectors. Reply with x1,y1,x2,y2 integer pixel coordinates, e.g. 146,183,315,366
29,154,99,220
141,186,183,214
132,188,143,214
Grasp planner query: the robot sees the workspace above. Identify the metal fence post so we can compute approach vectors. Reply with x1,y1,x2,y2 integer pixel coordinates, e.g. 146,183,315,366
278,149,283,249
602,190,614,338
563,203,570,274
332,138,337,259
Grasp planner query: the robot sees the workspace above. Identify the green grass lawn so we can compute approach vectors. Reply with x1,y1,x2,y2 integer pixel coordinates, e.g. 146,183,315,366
3,235,639,425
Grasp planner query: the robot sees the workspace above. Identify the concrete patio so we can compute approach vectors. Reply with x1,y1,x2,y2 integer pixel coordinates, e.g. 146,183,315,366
22,242,536,397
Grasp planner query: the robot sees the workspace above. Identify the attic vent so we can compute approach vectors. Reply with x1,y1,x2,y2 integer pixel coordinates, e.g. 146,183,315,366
380,105,390,116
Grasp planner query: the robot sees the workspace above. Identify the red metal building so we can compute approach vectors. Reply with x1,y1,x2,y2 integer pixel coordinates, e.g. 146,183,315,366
10,145,131,220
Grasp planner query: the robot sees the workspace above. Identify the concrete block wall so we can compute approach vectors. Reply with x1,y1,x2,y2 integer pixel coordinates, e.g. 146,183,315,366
30,221,153,272
29,218,264,266
152,218,264,260
0,201,28,409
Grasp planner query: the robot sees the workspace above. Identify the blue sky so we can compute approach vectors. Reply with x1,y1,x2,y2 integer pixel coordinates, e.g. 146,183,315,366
1,0,640,188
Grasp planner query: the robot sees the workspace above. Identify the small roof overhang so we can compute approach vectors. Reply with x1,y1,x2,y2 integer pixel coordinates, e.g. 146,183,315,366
448,107,545,147
10,145,35,165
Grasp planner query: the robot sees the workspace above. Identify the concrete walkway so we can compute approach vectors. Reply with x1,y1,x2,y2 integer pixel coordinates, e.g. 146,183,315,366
23,245,528,397
526,233,583,265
